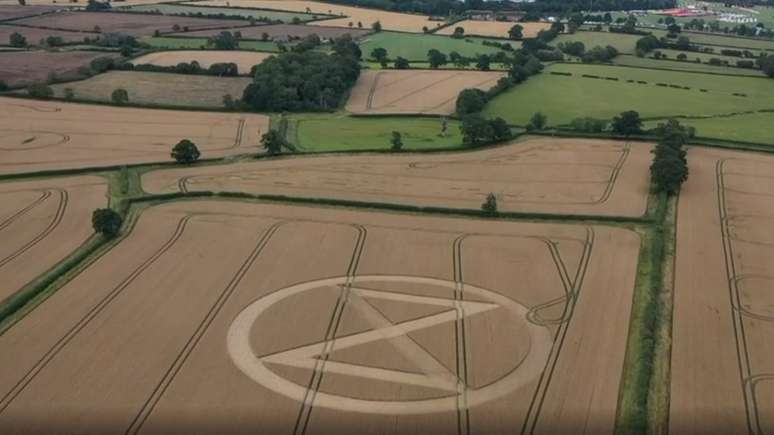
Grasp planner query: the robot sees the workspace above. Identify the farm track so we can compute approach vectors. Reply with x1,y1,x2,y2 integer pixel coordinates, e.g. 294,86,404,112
293,224,367,435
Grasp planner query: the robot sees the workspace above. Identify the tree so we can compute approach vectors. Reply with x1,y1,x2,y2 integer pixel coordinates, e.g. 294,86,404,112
394,56,410,69
92,208,122,238
475,54,491,71
527,112,547,130
481,193,497,215
261,130,285,155
611,110,642,136
332,34,361,59
64,87,75,100
651,156,688,194
460,114,492,146
372,21,382,32
489,117,511,141
455,88,487,115
508,24,523,40
390,131,403,151
451,26,465,39
0,80,8,92
27,82,53,99
207,31,238,50
9,32,26,48
759,55,774,78
85,0,110,11
371,47,388,67
567,13,585,33
171,139,201,164
111,88,129,105
427,49,447,69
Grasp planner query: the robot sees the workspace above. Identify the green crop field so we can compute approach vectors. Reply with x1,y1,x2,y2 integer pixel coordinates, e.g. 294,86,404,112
646,111,774,145
613,54,764,76
612,51,765,76
140,36,279,51
649,28,774,52
482,63,774,128
555,31,642,54
124,4,323,22
289,114,463,151
359,31,510,61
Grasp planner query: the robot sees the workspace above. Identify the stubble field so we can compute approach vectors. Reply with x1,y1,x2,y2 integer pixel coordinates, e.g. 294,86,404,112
184,0,438,32
0,50,117,87
48,71,253,108
10,11,247,36
143,137,652,217
130,50,272,74
671,147,774,435
346,69,506,115
175,23,370,40
436,20,549,39
0,199,640,435
0,175,106,304
0,96,268,174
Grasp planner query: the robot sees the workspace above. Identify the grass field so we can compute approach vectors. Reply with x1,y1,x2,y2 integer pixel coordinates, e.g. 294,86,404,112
288,114,463,151
359,31,509,61
48,71,252,108
554,31,643,54
140,36,279,51
483,63,774,127
124,3,324,22
613,54,765,76
646,111,774,145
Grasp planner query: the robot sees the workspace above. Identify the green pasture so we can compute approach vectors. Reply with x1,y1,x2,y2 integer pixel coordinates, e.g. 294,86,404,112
646,111,774,145
290,114,463,151
359,31,510,61
482,63,774,126
124,4,323,22
555,31,642,54
613,54,763,76
140,36,279,51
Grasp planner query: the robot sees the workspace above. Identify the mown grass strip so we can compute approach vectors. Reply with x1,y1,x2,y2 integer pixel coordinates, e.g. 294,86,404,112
615,192,672,435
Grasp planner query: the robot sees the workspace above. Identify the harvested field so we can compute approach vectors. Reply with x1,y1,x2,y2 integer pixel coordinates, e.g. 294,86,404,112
176,23,370,40
436,20,549,39
346,69,506,115
0,175,106,304
671,147,774,434
186,0,438,33
48,71,252,108
0,0,168,5
0,50,116,87
0,199,640,434
10,11,247,37
0,96,268,174
144,137,652,217
0,25,91,46
0,5,58,21
124,3,322,23
130,50,271,74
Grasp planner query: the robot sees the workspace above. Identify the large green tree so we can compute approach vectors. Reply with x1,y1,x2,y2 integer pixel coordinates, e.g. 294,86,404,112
611,110,643,136
92,208,122,237
171,139,201,164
